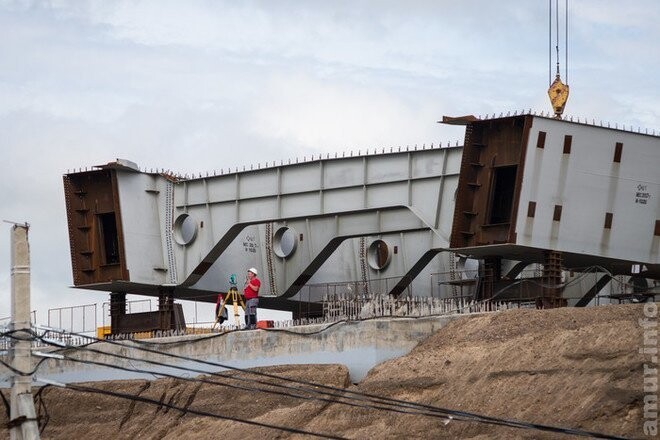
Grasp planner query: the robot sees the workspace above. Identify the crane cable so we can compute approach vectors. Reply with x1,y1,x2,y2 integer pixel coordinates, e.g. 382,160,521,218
547,0,570,117
549,0,569,84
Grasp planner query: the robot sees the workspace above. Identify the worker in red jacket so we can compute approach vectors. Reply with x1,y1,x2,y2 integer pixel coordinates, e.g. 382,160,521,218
244,267,260,329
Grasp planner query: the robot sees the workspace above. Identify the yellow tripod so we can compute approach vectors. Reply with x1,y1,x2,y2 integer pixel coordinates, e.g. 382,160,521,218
213,286,245,329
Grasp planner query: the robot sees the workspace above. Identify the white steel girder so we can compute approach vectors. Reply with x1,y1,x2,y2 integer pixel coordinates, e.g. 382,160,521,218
109,147,462,299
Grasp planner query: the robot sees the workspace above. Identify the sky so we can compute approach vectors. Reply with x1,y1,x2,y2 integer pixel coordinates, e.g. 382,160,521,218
0,0,658,329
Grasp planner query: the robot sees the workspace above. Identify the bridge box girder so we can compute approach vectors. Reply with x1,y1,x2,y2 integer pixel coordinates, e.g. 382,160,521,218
447,114,660,279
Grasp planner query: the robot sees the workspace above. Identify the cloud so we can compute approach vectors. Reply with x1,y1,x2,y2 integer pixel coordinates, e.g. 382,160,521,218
250,73,458,150
0,0,658,322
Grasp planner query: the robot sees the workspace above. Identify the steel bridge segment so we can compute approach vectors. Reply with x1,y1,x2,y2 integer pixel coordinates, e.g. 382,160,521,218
186,204,456,299
182,206,430,286
168,147,463,291
63,113,660,329
276,212,454,299
182,206,431,290
86,146,464,311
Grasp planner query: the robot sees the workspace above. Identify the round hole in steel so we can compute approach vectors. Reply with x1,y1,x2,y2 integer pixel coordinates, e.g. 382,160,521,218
273,226,297,258
367,239,391,270
174,213,197,245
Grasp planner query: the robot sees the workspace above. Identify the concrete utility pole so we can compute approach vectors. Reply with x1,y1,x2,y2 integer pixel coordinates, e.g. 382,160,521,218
9,223,40,440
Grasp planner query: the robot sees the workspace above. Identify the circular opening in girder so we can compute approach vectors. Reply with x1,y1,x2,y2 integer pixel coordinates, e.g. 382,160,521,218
273,226,297,258
174,214,197,245
367,239,391,270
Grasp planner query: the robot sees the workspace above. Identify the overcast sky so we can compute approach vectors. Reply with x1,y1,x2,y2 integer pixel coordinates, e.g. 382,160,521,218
1,0,658,326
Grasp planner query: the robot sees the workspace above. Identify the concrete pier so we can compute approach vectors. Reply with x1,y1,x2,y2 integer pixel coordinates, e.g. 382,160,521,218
27,315,463,384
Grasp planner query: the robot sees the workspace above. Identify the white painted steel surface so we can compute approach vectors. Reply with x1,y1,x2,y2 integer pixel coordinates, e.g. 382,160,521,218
75,114,658,306
113,147,462,299
516,117,659,266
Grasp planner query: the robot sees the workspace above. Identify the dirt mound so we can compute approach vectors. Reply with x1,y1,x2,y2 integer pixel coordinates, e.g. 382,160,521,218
331,303,649,438
0,304,651,439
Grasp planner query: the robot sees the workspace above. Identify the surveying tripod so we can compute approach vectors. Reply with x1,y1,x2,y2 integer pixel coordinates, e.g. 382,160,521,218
213,276,246,329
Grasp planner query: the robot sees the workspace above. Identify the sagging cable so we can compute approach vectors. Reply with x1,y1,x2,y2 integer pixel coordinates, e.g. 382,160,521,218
38,338,67,348
32,351,65,360
33,377,66,388
33,325,67,334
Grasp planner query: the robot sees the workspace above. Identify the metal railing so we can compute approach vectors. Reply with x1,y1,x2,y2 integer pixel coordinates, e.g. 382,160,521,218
300,276,412,299
430,270,479,300
2,270,655,344
483,268,659,305
0,311,37,327
47,303,97,335
101,299,153,327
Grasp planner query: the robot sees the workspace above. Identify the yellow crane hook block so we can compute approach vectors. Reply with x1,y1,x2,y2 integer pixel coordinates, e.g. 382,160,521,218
548,74,569,118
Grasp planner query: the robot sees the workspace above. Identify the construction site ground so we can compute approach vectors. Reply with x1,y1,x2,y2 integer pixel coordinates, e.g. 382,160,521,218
1,303,653,439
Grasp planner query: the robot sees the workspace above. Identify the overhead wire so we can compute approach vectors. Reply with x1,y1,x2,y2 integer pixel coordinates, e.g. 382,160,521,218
45,380,346,440
33,332,467,420
3,318,635,440
25,330,628,439
34,384,50,434
120,318,350,347
0,388,9,420
6,332,346,439
0,329,51,376
47,341,631,438
49,350,466,423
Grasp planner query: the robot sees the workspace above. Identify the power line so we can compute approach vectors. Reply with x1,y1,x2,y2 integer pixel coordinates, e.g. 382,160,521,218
40,380,347,440
0,388,9,419
52,351,462,423
34,384,50,434
27,330,629,439
115,319,349,347
81,350,632,437
33,334,465,421
36,341,629,438
0,329,51,376
36,327,466,412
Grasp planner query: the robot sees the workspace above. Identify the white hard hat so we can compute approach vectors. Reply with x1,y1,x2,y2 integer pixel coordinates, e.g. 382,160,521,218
248,267,258,276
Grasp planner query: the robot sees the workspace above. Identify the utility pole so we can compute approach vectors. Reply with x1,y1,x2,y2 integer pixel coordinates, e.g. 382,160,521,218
9,223,40,440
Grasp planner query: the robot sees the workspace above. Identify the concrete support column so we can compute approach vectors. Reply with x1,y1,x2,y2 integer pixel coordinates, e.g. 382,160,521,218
9,224,40,440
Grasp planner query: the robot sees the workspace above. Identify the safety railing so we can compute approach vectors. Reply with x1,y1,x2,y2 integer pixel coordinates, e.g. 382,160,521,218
3,270,656,344
0,310,37,327
430,270,479,300
101,299,153,327
47,304,97,335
